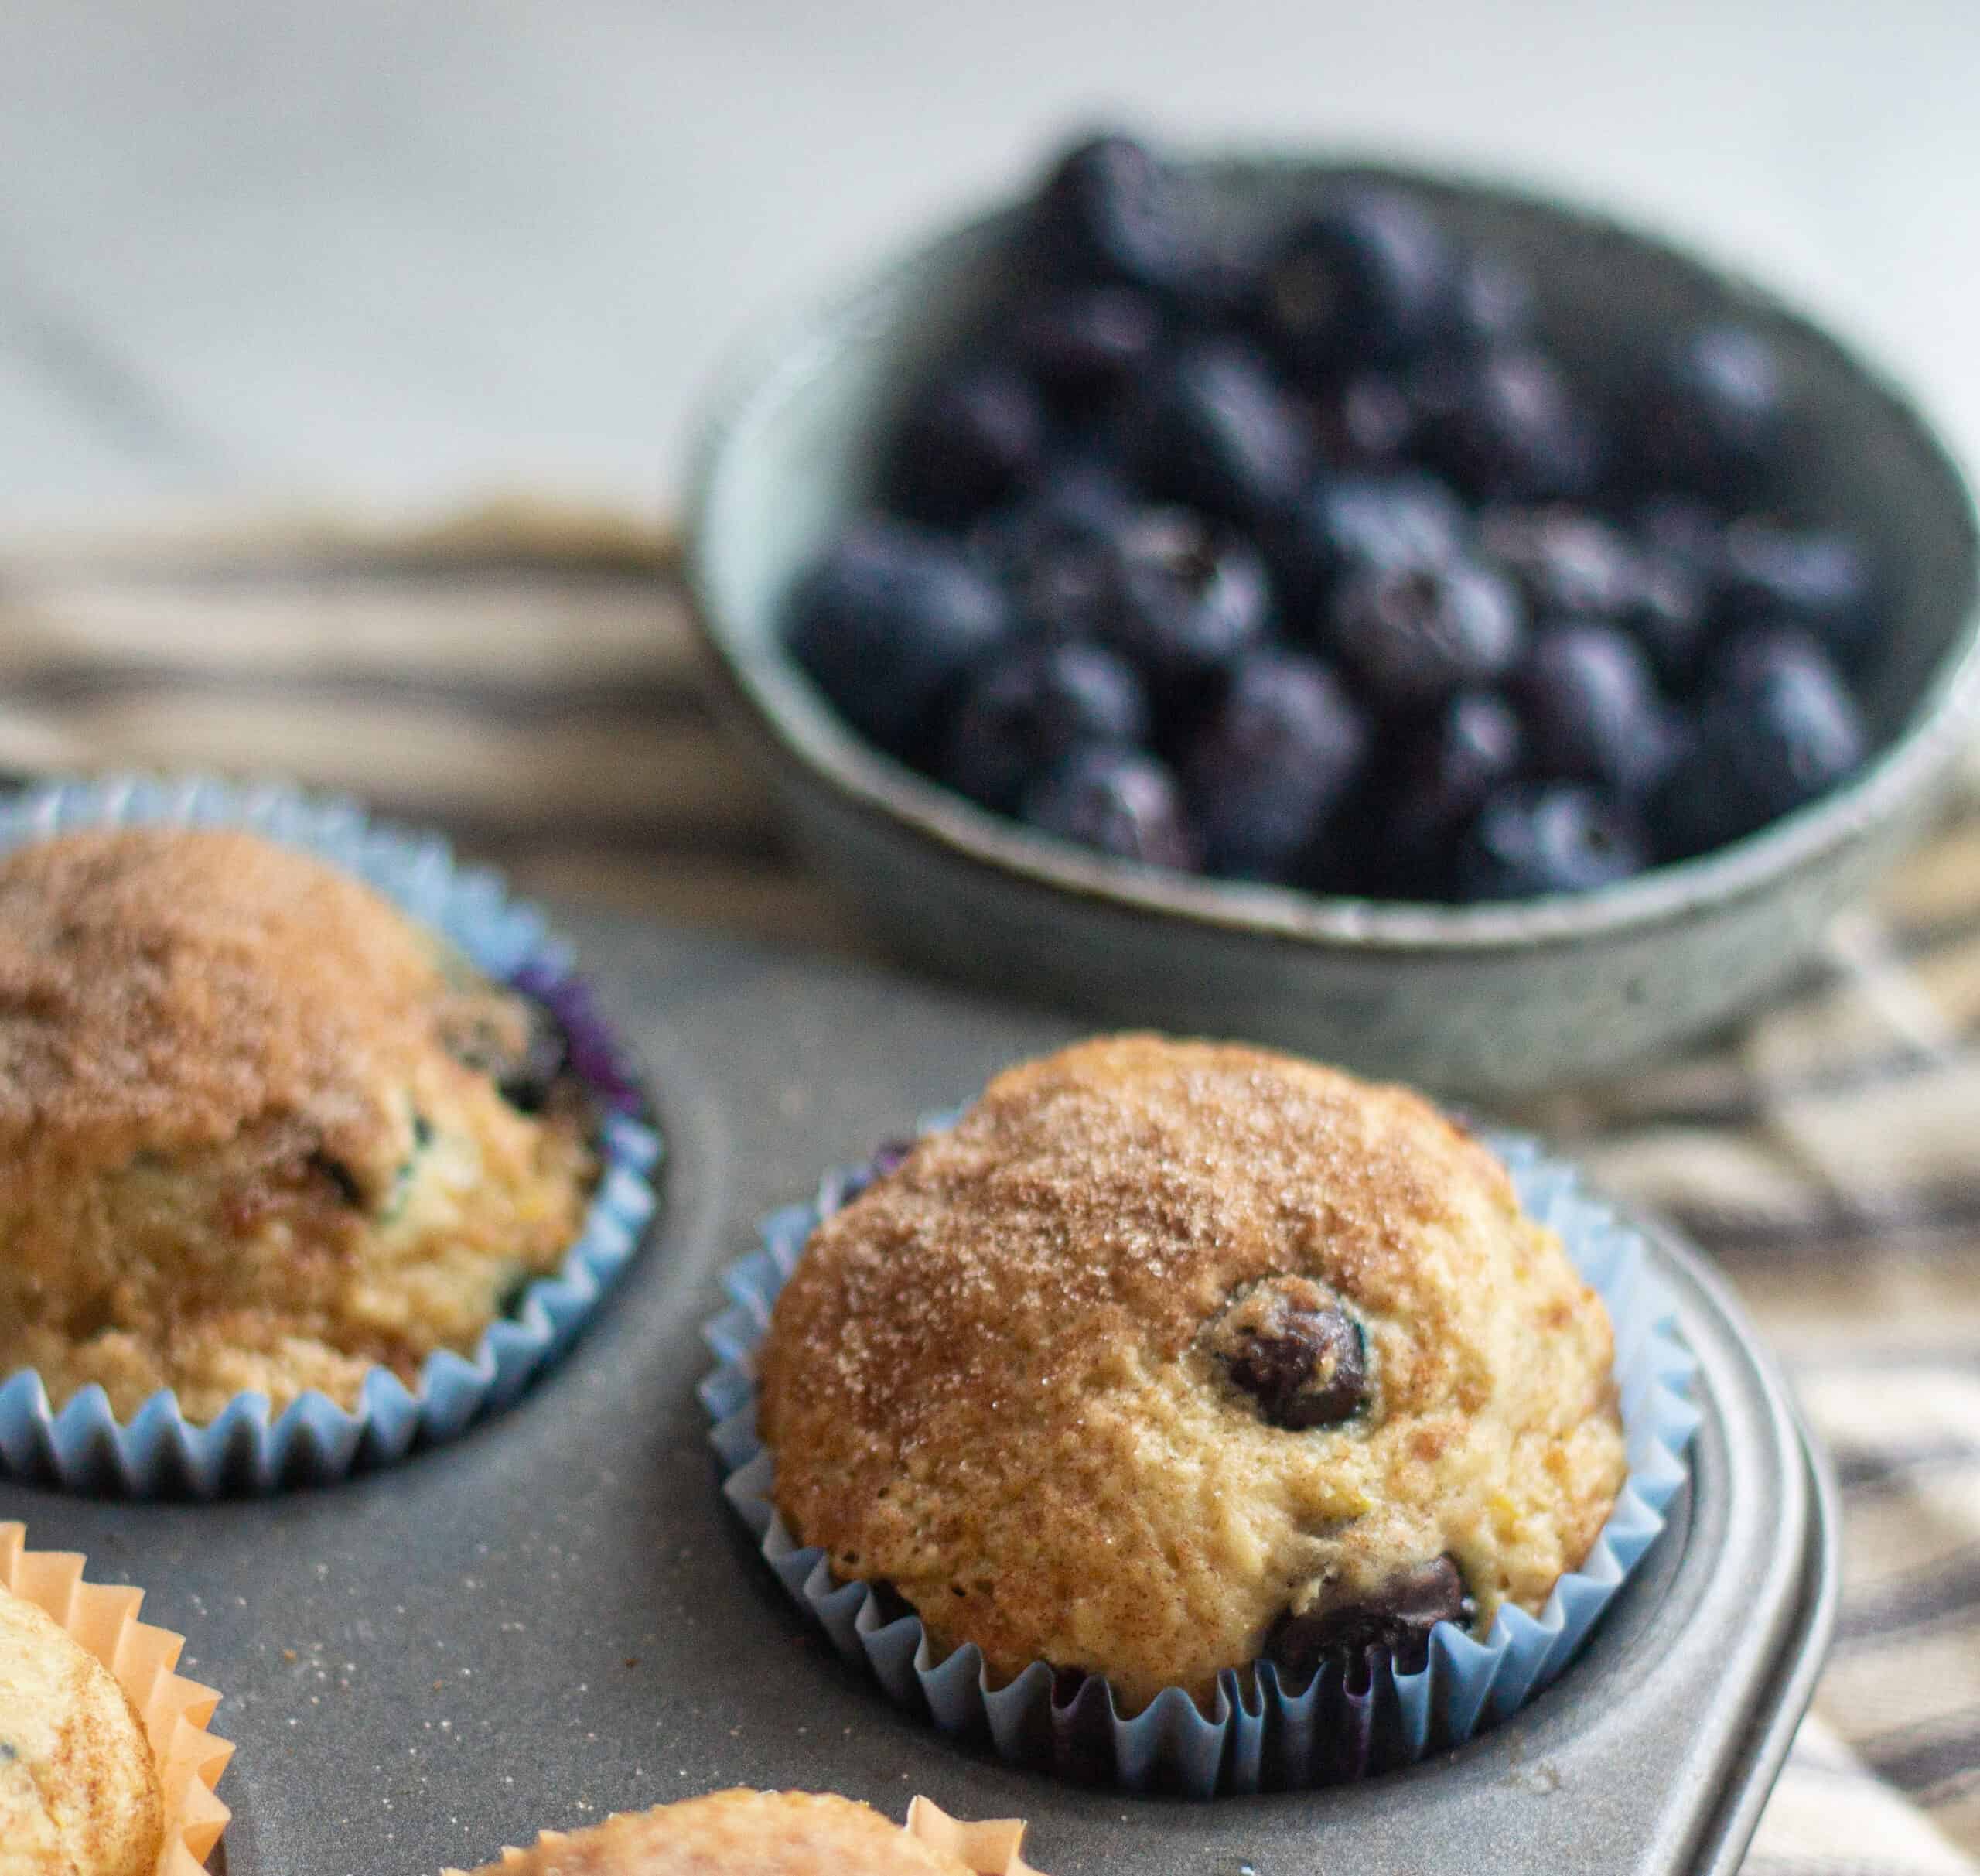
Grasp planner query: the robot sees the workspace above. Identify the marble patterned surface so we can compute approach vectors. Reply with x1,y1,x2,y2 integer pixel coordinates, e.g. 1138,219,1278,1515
2,0,1978,532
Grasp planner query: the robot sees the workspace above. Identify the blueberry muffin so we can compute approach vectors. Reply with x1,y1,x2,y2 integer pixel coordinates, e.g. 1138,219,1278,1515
0,1583,162,1876
0,827,597,1422
760,1035,1626,1710
458,1792,975,1876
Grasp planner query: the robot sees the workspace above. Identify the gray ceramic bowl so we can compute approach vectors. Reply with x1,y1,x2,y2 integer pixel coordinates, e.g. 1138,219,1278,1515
685,156,1980,1097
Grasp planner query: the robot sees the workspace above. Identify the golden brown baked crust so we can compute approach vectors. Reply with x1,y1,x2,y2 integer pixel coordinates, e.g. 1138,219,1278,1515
760,1034,1626,1710
463,1790,974,1876
0,1585,162,1876
0,827,596,1420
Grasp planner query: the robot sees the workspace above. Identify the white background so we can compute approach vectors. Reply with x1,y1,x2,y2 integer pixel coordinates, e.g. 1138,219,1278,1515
2,0,1976,533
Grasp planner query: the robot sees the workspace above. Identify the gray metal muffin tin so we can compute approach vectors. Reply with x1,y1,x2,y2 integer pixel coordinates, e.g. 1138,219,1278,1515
0,914,1836,1875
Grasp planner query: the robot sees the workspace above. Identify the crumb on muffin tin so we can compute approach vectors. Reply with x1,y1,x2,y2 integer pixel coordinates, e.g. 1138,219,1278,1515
0,826,599,1423
760,1034,1626,1711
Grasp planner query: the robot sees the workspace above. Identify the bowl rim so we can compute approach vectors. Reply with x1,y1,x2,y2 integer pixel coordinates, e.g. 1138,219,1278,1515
684,150,1980,958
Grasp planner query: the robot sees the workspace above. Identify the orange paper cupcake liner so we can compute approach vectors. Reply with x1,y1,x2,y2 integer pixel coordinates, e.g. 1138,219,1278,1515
0,1522,234,1876
905,1796,1043,1874
449,1796,1042,1874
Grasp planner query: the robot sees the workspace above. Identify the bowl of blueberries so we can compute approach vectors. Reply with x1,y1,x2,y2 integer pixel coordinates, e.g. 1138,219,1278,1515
685,131,1980,1095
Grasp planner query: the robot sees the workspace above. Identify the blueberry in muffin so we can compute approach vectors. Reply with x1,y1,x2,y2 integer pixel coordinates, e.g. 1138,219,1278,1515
0,1584,162,1876
758,1035,1627,1711
0,827,598,1423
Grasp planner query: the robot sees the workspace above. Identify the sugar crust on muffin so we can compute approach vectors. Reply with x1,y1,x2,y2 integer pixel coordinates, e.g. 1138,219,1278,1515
760,1034,1626,1710
0,1584,162,1876
0,827,596,1421
459,1790,975,1876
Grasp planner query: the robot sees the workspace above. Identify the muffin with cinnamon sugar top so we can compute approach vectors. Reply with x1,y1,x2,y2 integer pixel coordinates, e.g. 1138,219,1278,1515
456,1791,975,1876
760,1034,1625,1710
0,1582,162,1876
0,826,596,1422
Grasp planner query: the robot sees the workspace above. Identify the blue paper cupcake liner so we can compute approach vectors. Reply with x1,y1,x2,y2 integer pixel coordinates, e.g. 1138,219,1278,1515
701,1112,1698,1796
0,775,662,1498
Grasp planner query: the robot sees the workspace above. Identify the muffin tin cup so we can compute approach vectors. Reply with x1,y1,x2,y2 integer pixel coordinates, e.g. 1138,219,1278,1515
0,775,663,1499
1,1519,234,1876
702,1119,1699,1798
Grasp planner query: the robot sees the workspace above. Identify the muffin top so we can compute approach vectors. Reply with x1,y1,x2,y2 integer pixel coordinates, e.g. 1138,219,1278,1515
0,825,483,1176
0,1584,163,1876
459,1791,975,1876
760,1034,1626,1710
0,826,596,1420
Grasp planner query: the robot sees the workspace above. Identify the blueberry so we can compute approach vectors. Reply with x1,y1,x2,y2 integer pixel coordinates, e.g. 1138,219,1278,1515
1172,232,1268,331
1183,651,1370,880
1207,1276,1368,1429
1515,622,1676,798
1380,689,1524,895
1454,783,1647,900
1625,550,1712,692
1479,505,1709,689
1274,472,1467,622
1031,547,1124,643
1656,641,1868,858
1330,556,1524,706
1012,530,1125,644
1105,508,1271,686
1263,189,1460,374
308,1150,367,1208
1021,743,1201,869
1267,1557,1475,1680
1412,347,1601,502
1123,339,1311,525
1633,496,1724,575
940,642,1151,812
970,468,1138,641
1029,133,1192,295
1628,501,1724,685
1711,621,1833,692
1715,522,1878,667
1310,372,1415,470
497,1006,573,1115
1478,505,1641,617
786,518,1012,754
1630,324,1787,499
1012,287,1162,409
975,460,1137,563
1450,249,1537,353
885,360,1049,528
